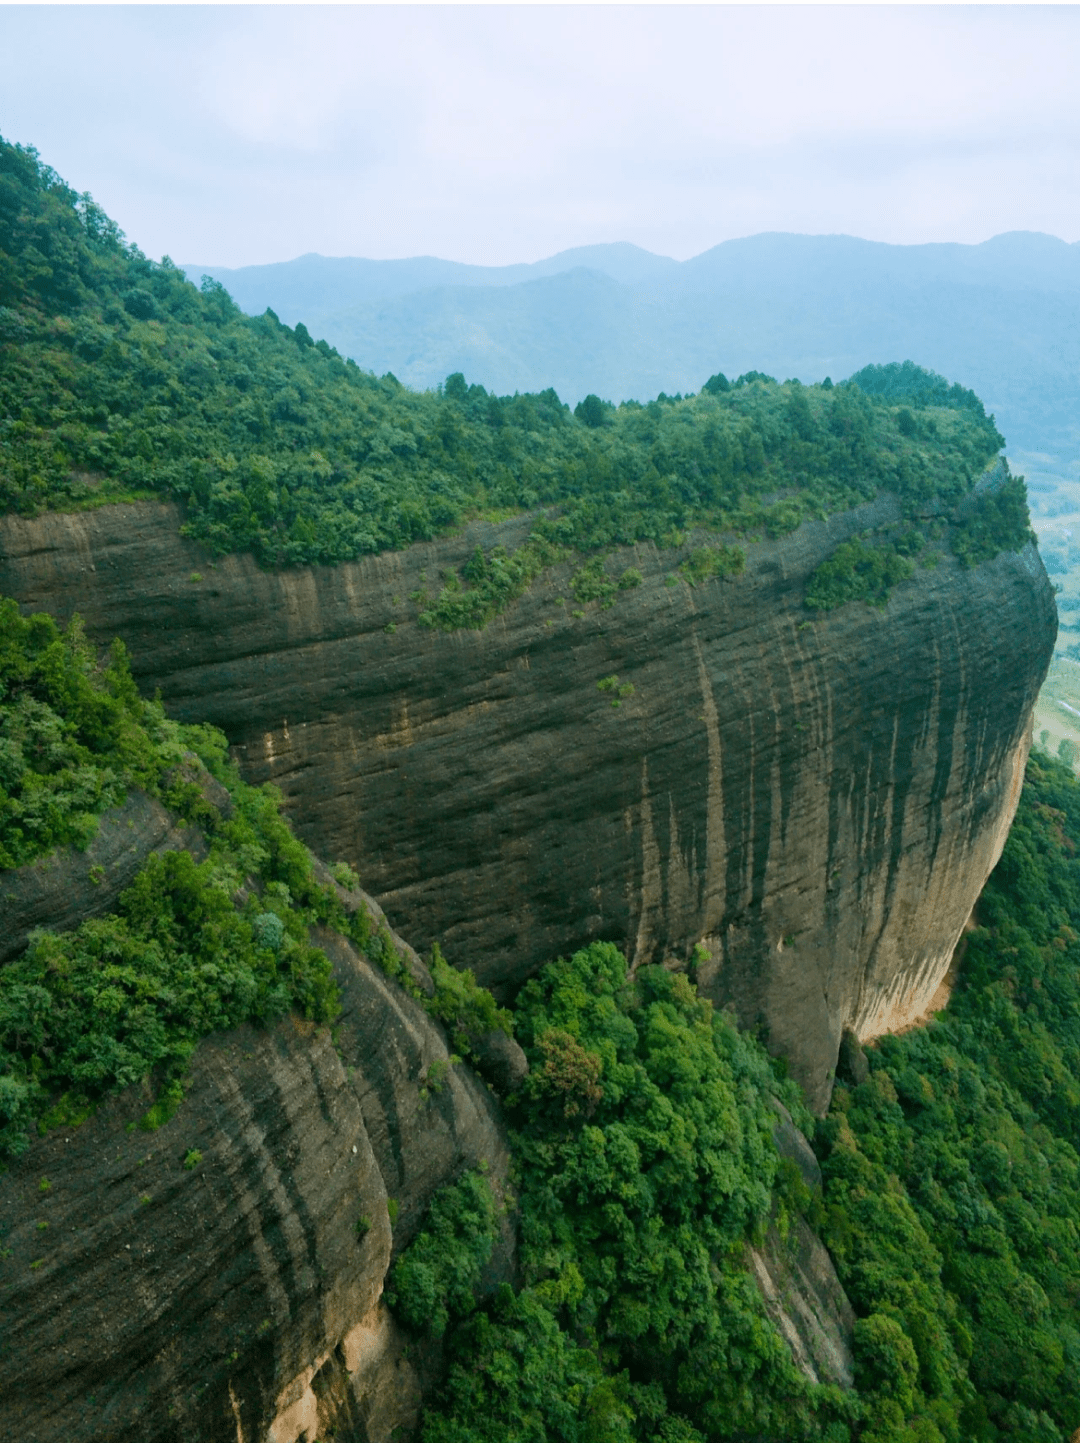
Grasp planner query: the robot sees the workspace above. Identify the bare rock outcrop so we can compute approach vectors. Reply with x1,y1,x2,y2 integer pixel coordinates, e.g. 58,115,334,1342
0,490,1056,1108
0,925,511,1443
749,1215,857,1390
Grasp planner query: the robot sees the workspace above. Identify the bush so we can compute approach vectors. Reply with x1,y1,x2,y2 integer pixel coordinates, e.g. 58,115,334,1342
425,943,513,1063
805,536,918,611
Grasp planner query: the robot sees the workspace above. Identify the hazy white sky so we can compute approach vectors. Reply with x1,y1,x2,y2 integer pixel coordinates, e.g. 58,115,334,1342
3,5,1079,267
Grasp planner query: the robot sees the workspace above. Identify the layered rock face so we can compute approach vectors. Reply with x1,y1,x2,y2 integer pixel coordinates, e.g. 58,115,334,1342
0,494,1055,1108
1,895,511,1443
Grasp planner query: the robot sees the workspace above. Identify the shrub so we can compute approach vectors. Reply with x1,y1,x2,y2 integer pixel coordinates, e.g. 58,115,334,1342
679,544,746,586
425,943,512,1062
805,535,918,611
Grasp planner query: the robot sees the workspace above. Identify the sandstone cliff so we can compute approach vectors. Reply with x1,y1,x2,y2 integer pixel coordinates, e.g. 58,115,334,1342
0,492,1055,1109
0,858,513,1443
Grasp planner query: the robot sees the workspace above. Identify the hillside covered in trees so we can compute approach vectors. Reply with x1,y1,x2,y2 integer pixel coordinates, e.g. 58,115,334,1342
0,135,1023,601
0,134,1071,1443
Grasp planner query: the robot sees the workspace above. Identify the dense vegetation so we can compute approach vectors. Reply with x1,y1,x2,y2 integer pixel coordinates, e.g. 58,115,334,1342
0,601,345,1154
389,759,1080,1443
389,942,855,1443
0,136,1027,628
815,754,1080,1443
0,596,166,868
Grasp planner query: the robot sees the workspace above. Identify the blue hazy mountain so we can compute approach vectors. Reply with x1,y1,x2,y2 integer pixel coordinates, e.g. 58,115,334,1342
186,232,1080,455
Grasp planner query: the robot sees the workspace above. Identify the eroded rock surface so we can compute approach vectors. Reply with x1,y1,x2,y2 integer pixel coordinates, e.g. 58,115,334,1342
0,789,205,965
0,494,1055,1107
749,1216,857,1390
0,925,511,1443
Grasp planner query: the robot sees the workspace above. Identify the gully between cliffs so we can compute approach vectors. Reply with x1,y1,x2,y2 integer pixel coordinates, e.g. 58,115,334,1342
0,495,1056,1110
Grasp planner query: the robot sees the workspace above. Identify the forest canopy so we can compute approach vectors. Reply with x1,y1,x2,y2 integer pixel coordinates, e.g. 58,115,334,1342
0,135,1013,585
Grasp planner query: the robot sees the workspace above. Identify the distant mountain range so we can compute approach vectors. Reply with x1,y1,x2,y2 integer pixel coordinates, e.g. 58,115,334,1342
186,232,1080,459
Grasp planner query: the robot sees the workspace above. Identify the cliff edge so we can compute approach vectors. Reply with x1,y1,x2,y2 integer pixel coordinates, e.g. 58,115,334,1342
0,492,1055,1109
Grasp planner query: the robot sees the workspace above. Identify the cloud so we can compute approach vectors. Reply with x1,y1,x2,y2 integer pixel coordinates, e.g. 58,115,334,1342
3,5,1080,266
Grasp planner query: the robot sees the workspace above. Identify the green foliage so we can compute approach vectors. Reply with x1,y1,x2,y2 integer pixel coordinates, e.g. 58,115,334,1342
0,598,182,867
951,474,1035,569
0,599,348,1157
331,860,360,890
388,1170,499,1338
570,555,619,606
393,943,853,1442
802,368,1031,611
848,361,994,423
0,140,1008,633
805,533,920,612
425,943,513,1063
574,394,612,428
419,536,563,631
351,914,421,997
679,544,746,587
816,756,1080,1442
0,782,340,1159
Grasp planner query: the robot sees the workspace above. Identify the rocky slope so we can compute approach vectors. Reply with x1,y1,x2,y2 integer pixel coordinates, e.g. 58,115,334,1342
1,840,513,1443
0,490,1055,1109
1,783,849,1443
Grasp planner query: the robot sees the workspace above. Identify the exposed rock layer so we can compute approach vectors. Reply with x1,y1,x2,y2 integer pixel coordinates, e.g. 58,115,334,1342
0,920,511,1443
0,790,204,964
0,496,1056,1108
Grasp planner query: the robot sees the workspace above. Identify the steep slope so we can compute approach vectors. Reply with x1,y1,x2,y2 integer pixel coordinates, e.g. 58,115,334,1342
2,920,511,1443
0,136,1053,1108
0,476,1054,1110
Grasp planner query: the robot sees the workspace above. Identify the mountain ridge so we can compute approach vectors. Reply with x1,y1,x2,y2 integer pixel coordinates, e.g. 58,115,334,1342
185,231,1080,453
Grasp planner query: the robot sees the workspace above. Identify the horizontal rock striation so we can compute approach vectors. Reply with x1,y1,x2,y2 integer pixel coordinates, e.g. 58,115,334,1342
0,494,1055,1108
0,790,205,965
0,920,511,1443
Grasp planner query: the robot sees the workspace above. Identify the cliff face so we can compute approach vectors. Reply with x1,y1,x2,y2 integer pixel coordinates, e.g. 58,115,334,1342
0,494,1055,1108
1,896,512,1443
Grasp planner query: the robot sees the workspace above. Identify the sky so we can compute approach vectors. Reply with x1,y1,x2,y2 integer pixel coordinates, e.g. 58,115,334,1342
2,4,1080,269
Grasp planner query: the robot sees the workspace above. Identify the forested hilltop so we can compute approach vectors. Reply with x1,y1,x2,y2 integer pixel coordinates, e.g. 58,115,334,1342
0,135,1028,615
